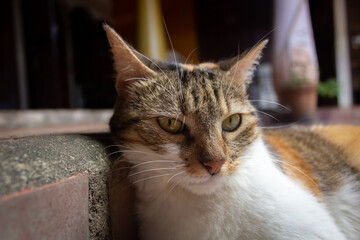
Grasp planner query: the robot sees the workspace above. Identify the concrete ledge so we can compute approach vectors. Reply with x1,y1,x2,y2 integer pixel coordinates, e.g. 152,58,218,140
0,134,113,239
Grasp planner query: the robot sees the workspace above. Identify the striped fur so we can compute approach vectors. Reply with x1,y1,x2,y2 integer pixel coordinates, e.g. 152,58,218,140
105,25,360,239
265,126,360,194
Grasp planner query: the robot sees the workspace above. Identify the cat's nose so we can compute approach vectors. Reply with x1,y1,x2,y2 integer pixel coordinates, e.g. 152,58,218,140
200,158,225,175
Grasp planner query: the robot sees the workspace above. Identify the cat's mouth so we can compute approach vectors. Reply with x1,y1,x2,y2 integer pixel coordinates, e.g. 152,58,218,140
180,173,226,195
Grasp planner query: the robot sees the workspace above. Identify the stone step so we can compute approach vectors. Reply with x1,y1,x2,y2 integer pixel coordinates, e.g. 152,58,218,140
0,173,89,240
0,134,113,239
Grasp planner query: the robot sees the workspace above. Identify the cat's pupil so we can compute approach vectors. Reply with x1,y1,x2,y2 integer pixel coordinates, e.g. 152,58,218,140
222,114,241,132
157,117,183,133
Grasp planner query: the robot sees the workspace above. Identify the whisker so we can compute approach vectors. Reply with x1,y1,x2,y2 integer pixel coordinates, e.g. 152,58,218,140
182,115,186,129
274,160,320,189
250,100,291,112
162,18,184,108
103,144,120,150
113,46,170,79
126,47,178,94
175,113,180,124
106,149,151,158
227,84,243,100
260,120,301,129
134,50,169,79
106,151,123,158
248,27,277,53
129,167,182,177
225,45,240,99
234,28,276,76
167,182,179,195
167,170,186,183
132,173,175,185
103,144,132,151
255,110,279,122
131,160,179,169
167,172,186,194
184,48,197,65
226,28,277,100
114,149,150,154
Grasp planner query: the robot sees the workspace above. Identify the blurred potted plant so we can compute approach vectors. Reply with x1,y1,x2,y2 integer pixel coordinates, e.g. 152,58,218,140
317,77,338,106
277,47,319,118
273,0,319,119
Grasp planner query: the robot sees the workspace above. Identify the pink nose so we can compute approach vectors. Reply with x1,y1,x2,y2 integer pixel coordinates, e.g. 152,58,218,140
202,160,225,175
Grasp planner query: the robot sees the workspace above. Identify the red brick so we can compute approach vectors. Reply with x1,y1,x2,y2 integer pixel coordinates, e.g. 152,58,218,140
0,173,89,240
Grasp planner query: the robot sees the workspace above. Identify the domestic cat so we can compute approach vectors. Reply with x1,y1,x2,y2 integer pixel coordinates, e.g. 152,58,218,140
104,25,360,240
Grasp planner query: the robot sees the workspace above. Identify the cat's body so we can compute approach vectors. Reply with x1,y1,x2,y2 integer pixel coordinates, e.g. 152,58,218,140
121,127,360,240
104,25,360,240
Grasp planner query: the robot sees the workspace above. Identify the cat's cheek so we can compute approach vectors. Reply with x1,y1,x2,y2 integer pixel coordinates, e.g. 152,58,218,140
223,160,242,176
118,128,143,145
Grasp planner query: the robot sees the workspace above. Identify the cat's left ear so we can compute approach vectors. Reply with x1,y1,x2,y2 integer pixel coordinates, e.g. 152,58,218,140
103,24,156,96
227,40,268,86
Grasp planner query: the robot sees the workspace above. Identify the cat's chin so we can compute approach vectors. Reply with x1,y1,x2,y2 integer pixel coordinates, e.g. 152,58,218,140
180,175,227,195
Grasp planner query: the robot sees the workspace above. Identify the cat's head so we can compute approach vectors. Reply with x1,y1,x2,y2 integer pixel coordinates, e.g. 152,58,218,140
105,25,267,194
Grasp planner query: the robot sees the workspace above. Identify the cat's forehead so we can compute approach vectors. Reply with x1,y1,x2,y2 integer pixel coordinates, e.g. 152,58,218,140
149,61,222,76
145,62,251,120
153,62,226,89
128,60,253,124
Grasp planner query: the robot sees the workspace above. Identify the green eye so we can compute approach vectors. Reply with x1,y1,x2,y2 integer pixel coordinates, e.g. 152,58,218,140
222,114,242,132
157,117,184,133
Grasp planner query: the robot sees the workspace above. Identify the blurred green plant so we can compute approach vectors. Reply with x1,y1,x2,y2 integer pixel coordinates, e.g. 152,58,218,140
318,78,338,98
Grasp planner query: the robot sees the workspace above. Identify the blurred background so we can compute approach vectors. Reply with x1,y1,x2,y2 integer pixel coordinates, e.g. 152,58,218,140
0,0,359,137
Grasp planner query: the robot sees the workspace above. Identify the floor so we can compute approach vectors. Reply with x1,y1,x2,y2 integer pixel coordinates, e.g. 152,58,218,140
0,107,359,139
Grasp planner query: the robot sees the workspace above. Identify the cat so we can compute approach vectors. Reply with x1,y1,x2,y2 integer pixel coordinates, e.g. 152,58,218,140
104,25,360,240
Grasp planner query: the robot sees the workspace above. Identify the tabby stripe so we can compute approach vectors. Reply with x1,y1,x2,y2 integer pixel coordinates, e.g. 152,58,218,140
179,69,188,83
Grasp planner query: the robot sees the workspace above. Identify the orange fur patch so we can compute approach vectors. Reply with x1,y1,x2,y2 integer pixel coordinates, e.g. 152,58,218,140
179,63,219,71
265,134,323,199
313,125,360,173
179,63,195,71
198,62,219,69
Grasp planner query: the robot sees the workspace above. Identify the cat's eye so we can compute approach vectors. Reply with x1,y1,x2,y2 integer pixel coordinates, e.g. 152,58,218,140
222,114,242,132
157,117,184,134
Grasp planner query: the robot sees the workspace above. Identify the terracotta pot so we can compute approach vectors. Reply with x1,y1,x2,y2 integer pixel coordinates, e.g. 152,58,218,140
278,84,318,118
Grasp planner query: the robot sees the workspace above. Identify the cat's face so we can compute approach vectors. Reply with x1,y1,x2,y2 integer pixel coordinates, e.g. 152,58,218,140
105,25,267,194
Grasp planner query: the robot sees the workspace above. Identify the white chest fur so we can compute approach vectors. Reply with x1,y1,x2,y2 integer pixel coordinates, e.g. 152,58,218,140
131,139,347,240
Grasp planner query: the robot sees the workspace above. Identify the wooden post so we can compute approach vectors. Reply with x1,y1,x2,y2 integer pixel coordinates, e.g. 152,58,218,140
333,0,353,108
12,0,28,109
137,0,167,60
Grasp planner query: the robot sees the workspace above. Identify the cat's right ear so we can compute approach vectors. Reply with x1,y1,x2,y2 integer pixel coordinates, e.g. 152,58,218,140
103,24,156,96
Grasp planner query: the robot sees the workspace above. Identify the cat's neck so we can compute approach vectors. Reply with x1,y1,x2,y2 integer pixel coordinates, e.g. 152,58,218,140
135,138,346,240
